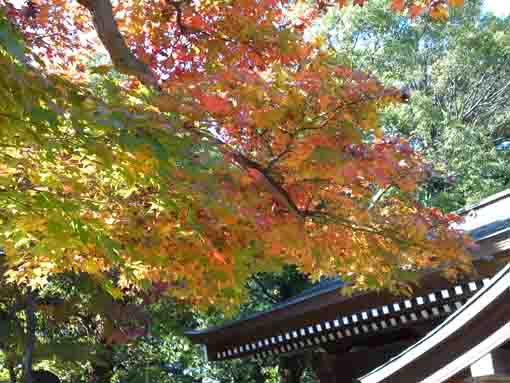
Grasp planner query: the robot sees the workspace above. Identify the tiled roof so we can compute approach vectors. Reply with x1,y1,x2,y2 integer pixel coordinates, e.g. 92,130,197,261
359,262,510,383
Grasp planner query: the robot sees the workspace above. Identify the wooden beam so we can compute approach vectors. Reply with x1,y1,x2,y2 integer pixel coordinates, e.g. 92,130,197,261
359,264,510,383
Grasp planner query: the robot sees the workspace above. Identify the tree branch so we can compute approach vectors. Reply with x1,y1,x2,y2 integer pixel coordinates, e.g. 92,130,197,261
76,0,305,220
180,125,304,219
368,185,392,210
230,151,303,220
169,1,187,34
76,0,159,89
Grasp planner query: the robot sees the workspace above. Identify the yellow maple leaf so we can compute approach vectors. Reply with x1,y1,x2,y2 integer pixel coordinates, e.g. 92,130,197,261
430,4,449,21
152,95,180,113
448,0,464,7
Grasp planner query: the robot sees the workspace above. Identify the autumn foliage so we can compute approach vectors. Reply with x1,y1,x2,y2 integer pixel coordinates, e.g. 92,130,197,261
0,0,469,307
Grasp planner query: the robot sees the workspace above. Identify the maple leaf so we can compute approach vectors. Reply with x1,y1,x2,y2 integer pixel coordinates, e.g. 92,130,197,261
340,163,358,182
448,0,464,6
430,3,449,21
185,15,207,30
196,92,231,115
62,184,73,194
391,0,406,12
2,0,472,309
152,94,180,113
246,168,265,183
409,3,426,18
209,251,227,265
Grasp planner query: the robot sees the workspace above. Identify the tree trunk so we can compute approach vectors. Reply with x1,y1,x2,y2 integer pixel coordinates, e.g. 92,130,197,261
7,359,17,383
279,355,305,383
253,363,265,383
311,353,354,383
22,293,36,383
32,371,60,383
91,364,114,383
90,346,114,383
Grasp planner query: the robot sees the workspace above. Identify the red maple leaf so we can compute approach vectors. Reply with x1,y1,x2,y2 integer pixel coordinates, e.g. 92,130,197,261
409,3,426,18
391,0,406,12
196,92,231,115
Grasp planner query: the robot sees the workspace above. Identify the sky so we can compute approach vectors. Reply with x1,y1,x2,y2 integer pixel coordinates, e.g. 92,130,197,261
485,0,510,16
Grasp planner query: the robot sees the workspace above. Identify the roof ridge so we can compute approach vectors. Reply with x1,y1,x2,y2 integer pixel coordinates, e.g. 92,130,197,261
456,189,510,215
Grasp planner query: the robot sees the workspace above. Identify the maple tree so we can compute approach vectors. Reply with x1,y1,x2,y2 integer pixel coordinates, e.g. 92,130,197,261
0,0,471,313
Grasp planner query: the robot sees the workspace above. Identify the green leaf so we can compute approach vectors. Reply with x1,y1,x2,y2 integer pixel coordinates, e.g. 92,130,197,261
0,12,26,61
29,107,58,126
33,342,109,366
90,65,114,75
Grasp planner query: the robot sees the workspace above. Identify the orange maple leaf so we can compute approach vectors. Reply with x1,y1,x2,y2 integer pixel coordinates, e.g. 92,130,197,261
209,251,227,264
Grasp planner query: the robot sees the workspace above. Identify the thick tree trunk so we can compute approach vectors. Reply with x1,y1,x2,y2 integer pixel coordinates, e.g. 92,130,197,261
279,355,305,383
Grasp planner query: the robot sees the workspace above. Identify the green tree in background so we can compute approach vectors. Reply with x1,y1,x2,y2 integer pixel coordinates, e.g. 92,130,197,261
316,0,510,210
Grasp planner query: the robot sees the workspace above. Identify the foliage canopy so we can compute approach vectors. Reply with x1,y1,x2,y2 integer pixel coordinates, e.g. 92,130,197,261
0,0,470,310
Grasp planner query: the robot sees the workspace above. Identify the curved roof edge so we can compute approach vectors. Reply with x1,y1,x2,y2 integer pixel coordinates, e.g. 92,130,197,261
359,262,510,383
456,189,510,216
185,278,343,337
